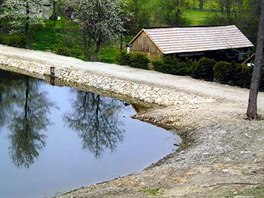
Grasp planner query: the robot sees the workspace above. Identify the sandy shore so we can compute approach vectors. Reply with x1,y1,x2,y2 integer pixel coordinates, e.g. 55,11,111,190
0,44,263,198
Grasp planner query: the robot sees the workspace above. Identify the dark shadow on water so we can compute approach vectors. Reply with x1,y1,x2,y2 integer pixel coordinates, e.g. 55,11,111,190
64,91,125,159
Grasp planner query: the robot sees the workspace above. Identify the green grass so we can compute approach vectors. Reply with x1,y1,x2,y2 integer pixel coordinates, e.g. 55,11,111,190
143,188,163,196
188,0,218,11
29,18,85,60
30,28,63,51
183,9,216,25
29,18,122,62
98,45,120,64
45,17,79,29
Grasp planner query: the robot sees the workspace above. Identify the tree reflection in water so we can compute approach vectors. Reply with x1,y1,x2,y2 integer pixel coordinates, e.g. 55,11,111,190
0,71,20,129
64,91,125,158
6,77,52,168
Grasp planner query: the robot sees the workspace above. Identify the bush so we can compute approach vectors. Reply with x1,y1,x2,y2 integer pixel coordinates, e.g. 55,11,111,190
118,52,149,70
130,53,150,70
213,61,232,84
214,61,253,88
185,59,198,77
98,46,120,63
153,56,189,75
152,60,165,72
117,51,132,66
195,57,216,81
232,63,253,88
0,34,27,48
56,47,71,56
30,23,45,32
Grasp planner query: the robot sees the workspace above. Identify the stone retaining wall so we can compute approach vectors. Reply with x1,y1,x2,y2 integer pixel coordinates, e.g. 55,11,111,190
0,55,215,107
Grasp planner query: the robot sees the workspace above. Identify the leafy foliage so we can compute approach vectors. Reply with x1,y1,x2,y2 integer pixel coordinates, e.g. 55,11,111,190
1,0,46,35
117,51,132,65
0,33,27,47
194,57,216,81
130,53,150,69
153,56,188,75
66,0,124,61
214,61,232,83
118,51,149,70
232,63,253,88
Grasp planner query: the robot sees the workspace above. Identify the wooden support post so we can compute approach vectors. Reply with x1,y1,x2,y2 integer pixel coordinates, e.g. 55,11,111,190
50,67,55,77
50,67,55,85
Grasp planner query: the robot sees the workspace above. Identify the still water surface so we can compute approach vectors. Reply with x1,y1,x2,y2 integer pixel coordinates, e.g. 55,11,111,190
0,70,179,198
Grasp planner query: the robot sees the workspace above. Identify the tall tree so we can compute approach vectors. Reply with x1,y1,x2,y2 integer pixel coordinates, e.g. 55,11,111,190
1,0,46,39
246,0,264,119
160,0,186,26
235,0,260,44
67,0,124,61
125,0,150,33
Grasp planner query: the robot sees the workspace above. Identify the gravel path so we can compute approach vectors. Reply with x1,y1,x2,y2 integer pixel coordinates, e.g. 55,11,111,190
0,44,264,198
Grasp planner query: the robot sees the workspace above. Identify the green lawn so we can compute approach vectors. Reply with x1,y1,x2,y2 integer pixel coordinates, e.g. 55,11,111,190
183,9,216,26
29,17,121,62
189,0,218,11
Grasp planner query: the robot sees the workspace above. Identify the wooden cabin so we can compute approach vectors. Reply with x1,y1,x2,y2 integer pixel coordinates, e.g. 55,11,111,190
128,25,253,61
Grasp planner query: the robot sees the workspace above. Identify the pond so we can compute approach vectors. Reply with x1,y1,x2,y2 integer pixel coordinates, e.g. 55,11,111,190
0,69,180,198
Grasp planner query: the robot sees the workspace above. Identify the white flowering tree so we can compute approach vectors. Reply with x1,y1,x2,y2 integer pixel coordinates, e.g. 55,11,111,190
1,0,47,38
67,0,124,61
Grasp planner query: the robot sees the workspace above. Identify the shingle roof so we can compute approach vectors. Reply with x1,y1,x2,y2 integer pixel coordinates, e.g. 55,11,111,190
129,25,254,55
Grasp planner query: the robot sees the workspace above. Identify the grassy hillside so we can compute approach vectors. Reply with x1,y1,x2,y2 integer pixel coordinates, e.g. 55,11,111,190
29,18,120,63
183,9,216,25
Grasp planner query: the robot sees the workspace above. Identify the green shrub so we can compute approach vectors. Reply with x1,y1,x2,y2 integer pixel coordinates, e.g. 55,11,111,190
30,23,45,32
56,47,71,56
98,46,120,63
153,56,189,75
130,53,149,70
0,34,27,48
232,63,253,88
185,59,198,77
195,57,216,81
213,61,232,84
117,51,132,66
152,60,165,72
117,52,149,70
69,48,83,58
163,56,185,75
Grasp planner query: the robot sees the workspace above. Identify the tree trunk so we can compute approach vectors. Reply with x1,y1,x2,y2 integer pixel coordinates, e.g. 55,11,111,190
120,32,123,51
83,32,88,61
53,0,56,27
246,0,264,119
83,31,92,61
225,0,231,24
25,2,30,39
93,39,101,61
199,0,204,11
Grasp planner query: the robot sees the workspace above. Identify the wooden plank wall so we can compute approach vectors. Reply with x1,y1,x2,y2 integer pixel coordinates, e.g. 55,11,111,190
131,32,163,60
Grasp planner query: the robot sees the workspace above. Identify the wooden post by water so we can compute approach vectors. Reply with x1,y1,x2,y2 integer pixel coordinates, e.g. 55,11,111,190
50,67,55,85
